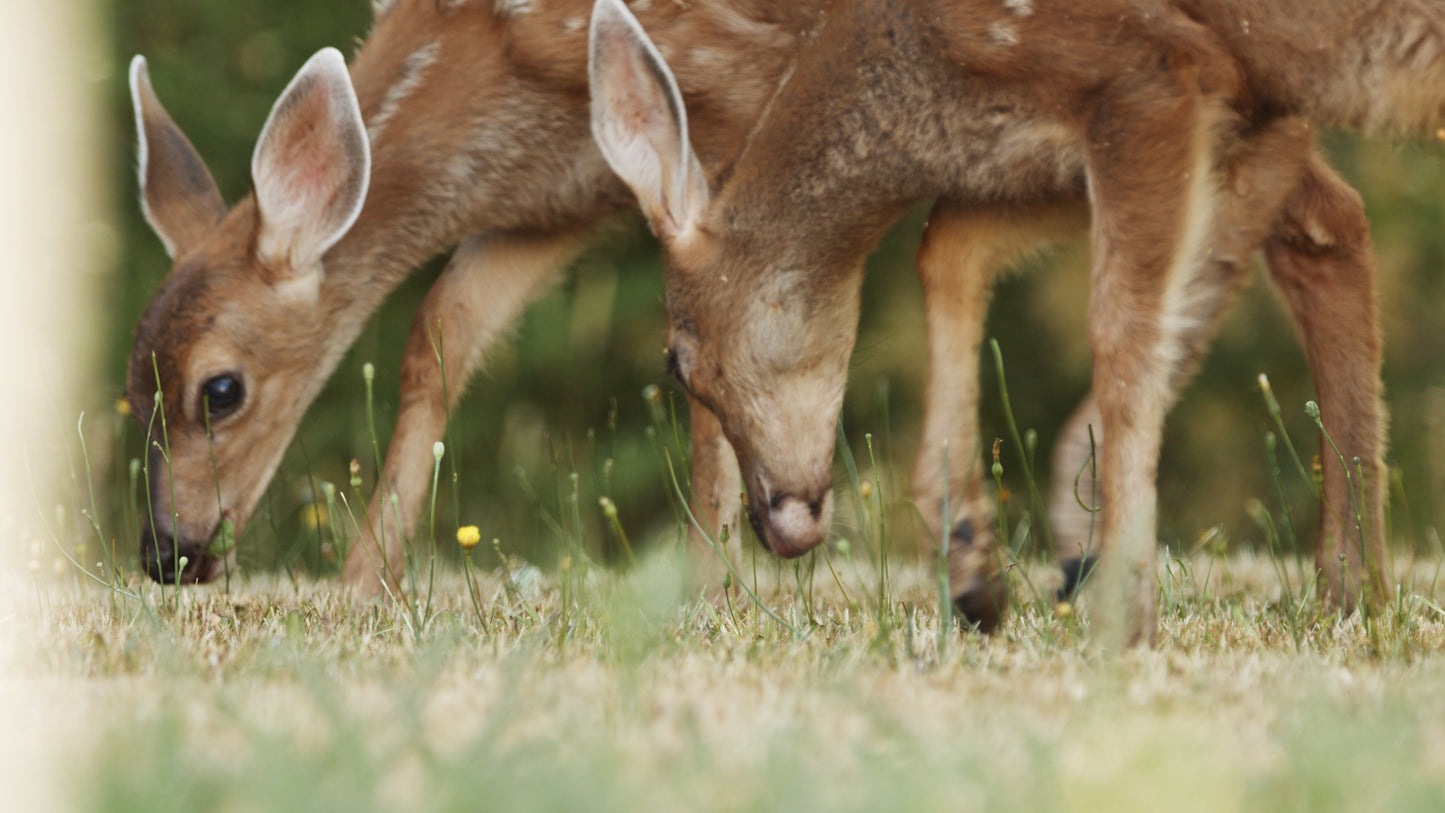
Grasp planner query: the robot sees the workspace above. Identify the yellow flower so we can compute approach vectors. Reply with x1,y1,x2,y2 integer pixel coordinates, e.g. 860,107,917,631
300,502,328,532
456,525,481,550
1054,601,1074,619
114,397,132,417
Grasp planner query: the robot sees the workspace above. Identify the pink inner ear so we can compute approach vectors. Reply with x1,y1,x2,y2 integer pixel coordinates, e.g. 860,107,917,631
275,84,346,210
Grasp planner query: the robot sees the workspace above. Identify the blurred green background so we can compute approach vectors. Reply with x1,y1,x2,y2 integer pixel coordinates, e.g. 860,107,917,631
84,0,1445,576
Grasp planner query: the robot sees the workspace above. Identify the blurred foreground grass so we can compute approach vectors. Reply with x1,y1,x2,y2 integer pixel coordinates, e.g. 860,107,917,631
11,553,1445,812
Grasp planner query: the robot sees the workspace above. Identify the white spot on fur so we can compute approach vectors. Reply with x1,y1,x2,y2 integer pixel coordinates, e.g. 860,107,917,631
989,21,1018,47
367,42,439,143
495,0,533,16
1003,0,1033,16
372,0,396,18
563,16,586,34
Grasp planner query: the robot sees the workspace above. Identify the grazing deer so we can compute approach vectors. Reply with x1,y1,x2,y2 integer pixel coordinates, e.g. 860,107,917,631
589,0,1407,641
127,0,1381,636
127,0,842,588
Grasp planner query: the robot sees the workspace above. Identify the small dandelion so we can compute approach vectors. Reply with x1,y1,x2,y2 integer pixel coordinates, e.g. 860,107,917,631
835,537,852,557
114,397,132,417
433,441,445,461
456,525,481,550
643,384,662,405
1055,601,1074,619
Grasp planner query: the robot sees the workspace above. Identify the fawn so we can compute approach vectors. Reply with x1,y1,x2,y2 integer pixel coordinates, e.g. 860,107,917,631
128,1,1381,638
588,0,1406,640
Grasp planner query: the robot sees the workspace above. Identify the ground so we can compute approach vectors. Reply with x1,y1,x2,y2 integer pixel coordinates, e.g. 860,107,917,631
4,550,1445,812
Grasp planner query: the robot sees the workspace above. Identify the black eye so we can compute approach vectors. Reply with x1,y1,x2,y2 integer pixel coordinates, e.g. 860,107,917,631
665,346,691,391
201,374,244,418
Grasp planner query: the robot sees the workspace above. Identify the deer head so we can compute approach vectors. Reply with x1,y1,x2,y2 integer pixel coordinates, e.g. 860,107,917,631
590,0,860,557
127,48,369,583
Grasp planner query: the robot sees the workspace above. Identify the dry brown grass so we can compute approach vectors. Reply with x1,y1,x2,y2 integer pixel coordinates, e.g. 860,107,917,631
5,550,1445,811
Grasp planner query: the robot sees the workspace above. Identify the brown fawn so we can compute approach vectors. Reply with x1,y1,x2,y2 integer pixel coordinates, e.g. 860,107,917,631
129,1,1379,636
588,0,1409,640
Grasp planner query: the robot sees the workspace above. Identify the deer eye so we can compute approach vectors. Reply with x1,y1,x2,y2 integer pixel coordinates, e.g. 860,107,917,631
201,374,244,418
665,343,698,393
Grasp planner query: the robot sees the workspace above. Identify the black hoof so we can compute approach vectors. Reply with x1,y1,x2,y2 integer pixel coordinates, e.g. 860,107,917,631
1058,555,1100,603
949,518,1008,634
954,578,1008,635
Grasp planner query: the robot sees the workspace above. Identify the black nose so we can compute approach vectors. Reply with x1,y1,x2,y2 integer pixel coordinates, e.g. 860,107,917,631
140,525,180,584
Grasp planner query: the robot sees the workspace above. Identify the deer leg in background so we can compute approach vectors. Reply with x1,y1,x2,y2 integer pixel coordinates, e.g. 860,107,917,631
1052,118,1316,600
1264,154,1389,613
685,393,743,593
342,230,585,595
910,199,1086,633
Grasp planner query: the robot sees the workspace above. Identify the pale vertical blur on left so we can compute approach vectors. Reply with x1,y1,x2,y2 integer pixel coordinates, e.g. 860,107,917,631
0,0,106,809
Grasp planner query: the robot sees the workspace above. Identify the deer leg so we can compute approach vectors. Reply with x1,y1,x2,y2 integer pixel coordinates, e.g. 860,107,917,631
1082,76,1252,646
1265,155,1389,612
1052,118,1317,599
684,393,744,592
911,199,1086,632
342,230,584,595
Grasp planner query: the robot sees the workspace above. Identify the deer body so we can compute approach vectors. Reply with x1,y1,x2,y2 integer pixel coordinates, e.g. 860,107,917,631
589,0,1417,639
127,0,840,586
129,0,1386,638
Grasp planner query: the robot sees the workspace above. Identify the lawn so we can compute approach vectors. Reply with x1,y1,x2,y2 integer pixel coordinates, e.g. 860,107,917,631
7,549,1445,812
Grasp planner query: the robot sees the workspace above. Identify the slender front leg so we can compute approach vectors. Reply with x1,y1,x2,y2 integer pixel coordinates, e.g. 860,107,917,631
342,230,585,595
685,394,743,591
1265,155,1389,612
1084,79,1233,647
911,199,1084,632
1052,119,1316,597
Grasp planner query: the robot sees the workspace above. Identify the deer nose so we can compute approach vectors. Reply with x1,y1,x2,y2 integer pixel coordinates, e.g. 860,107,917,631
749,490,833,558
140,525,180,584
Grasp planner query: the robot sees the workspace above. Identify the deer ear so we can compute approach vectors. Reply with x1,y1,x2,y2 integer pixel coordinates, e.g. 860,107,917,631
130,56,226,259
589,0,708,240
251,48,370,277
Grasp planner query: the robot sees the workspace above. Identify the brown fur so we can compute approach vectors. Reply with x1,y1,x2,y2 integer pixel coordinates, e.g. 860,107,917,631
131,0,1389,631
591,0,1414,641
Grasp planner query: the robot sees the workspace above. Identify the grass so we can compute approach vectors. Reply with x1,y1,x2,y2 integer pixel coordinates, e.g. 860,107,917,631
7,549,1445,812
7,369,1444,811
